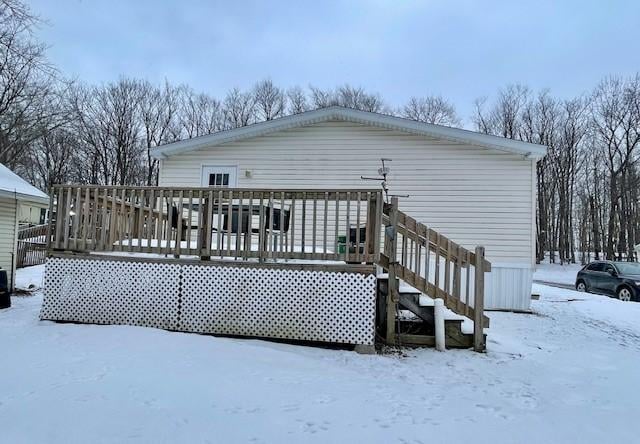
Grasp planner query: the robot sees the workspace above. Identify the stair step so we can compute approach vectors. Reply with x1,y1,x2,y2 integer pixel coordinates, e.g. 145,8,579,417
378,275,422,295
377,269,490,330
399,285,421,295
418,295,467,321
398,293,434,324
396,332,476,349
417,295,434,306
378,276,478,347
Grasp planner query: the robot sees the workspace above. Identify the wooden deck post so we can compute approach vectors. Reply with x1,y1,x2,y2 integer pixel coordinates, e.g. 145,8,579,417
365,192,380,264
473,246,486,352
46,186,55,254
53,186,65,250
384,197,399,345
199,193,210,260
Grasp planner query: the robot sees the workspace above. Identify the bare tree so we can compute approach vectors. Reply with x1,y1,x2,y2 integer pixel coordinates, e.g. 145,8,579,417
178,86,223,138
519,91,560,262
401,96,461,126
253,79,285,121
474,86,586,264
309,84,386,112
474,77,640,265
474,84,530,138
309,85,338,109
532,96,588,264
590,75,640,260
286,86,308,114
0,0,34,28
0,0,66,169
26,126,79,189
71,79,145,185
139,80,181,185
336,85,385,112
222,87,256,128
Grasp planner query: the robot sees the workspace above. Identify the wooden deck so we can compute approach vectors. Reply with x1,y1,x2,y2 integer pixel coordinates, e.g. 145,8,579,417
47,185,490,351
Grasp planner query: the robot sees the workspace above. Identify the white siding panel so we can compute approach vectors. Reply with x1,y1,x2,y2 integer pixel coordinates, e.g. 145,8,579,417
159,120,536,266
485,266,534,311
18,202,47,225
0,197,17,290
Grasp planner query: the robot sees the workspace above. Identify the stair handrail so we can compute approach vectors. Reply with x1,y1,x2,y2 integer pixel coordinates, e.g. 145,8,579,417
378,197,490,352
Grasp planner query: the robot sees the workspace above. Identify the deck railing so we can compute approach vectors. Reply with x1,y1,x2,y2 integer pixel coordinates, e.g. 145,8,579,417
18,224,48,242
17,224,48,268
47,185,489,350
48,185,383,264
379,197,490,351
17,241,47,268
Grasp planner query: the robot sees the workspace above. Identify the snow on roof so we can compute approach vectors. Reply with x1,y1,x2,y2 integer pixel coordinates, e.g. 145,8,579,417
150,106,548,160
0,163,49,204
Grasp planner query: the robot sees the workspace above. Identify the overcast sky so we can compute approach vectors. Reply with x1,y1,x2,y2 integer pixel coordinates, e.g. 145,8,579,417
29,0,639,125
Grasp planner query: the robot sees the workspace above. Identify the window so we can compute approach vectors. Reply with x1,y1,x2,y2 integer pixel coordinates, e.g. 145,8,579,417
603,264,616,274
201,166,237,187
208,173,230,187
616,262,640,275
587,263,605,272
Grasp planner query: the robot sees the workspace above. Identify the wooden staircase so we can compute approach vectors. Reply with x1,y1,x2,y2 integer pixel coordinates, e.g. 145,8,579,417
375,198,491,351
377,277,477,348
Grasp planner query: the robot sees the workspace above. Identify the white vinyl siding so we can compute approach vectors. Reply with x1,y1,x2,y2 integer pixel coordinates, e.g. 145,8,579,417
0,196,18,290
484,265,534,311
159,120,535,267
18,202,48,225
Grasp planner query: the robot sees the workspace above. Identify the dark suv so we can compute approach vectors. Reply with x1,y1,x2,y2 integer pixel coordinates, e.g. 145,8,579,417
575,261,640,302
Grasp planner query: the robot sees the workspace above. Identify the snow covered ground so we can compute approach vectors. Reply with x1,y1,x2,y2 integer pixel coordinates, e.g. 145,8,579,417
533,262,583,286
2,265,640,443
14,263,45,291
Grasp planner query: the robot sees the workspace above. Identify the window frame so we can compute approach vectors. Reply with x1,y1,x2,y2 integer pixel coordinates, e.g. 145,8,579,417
586,262,605,272
200,165,238,188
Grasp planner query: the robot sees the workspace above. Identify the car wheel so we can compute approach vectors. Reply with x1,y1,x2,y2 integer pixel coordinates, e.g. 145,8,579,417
617,287,632,302
576,281,587,292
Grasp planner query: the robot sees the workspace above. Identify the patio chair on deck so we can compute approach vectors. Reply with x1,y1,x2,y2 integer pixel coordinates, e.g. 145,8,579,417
219,211,252,252
257,207,290,253
211,202,291,256
167,202,188,242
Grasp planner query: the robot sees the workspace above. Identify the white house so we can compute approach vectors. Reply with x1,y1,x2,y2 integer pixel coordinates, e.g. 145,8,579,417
0,164,49,291
17,200,48,227
151,107,546,310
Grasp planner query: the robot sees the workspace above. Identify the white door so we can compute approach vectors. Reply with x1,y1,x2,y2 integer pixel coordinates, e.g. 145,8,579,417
201,166,238,187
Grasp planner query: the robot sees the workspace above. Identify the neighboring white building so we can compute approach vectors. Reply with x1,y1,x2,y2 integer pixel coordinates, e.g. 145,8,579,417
151,107,547,310
17,201,48,227
0,163,49,291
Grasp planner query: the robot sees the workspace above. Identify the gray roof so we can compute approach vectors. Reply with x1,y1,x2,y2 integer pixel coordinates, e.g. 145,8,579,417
150,106,547,160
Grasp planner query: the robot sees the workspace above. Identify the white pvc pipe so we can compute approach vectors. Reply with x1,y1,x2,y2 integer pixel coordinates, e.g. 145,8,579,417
434,298,446,352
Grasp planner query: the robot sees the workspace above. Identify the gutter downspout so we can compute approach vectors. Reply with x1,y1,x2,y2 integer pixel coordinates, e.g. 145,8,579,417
10,190,18,292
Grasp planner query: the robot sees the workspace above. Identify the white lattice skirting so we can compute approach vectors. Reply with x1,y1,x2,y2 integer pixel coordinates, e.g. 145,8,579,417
41,257,377,346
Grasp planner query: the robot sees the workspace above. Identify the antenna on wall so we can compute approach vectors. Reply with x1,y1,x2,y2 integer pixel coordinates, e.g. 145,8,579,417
361,158,409,203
